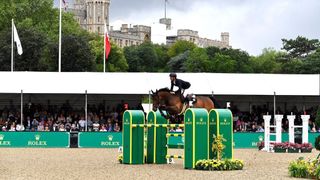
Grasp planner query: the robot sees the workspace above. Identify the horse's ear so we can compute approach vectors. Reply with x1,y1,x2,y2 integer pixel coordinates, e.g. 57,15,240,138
151,90,154,94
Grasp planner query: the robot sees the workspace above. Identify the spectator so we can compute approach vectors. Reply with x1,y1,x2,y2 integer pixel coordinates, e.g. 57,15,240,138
100,125,107,132
113,123,120,132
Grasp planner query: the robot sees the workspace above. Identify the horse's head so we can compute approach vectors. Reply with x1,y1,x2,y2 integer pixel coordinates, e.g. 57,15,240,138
151,90,159,111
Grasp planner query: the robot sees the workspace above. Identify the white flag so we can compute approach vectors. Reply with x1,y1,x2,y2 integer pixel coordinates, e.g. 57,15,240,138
13,22,23,55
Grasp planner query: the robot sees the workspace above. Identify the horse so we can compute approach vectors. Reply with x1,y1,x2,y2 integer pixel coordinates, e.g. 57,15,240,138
151,88,215,122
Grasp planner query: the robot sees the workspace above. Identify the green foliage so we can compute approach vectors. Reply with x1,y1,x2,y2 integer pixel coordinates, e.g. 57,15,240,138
282,36,320,59
250,48,282,73
54,34,97,72
167,40,196,58
185,47,210,72
167,51,189,72
210,53,237,73
118,154,123,164
288,157,320,179
211,134,226,160
107,42,129,72
300,49,320,74
315,135,320,151
195,159,244,171
124,42,161,72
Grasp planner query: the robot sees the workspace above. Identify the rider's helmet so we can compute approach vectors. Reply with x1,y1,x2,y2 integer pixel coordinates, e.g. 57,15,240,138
169,73,177,78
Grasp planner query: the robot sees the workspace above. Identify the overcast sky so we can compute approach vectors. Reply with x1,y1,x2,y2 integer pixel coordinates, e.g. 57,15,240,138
55,0,320,55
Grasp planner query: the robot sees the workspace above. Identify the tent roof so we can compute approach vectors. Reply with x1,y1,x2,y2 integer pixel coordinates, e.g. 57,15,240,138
0,72,318,95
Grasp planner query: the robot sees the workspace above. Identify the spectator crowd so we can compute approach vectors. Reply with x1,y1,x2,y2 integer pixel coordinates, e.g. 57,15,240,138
0,101,143,132
0,101,319,134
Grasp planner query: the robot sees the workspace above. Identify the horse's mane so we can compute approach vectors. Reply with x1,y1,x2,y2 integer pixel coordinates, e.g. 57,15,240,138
157,88,171,93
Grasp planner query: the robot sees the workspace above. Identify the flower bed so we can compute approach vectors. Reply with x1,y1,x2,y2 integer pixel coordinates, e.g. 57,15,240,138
289,157,320,179
195,159,244,171
257,141,313,153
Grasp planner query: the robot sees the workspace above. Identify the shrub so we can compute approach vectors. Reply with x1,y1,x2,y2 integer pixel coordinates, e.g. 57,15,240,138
195,159,244,171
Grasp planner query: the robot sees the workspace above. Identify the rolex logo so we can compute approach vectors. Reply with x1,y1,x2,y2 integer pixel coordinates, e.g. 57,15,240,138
224,119,227,123
0,134,4,141
35,135,40,141
200,118,203,122
108,135,113,141
259,135,263,141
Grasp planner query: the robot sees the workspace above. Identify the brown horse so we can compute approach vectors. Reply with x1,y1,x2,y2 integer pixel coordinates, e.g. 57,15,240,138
151,88,215,120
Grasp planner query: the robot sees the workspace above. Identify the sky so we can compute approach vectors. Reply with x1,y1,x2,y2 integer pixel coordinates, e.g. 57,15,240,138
54,0,320,55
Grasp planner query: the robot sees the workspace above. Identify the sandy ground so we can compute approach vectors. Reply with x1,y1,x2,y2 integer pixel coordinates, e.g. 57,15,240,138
0,148,317,180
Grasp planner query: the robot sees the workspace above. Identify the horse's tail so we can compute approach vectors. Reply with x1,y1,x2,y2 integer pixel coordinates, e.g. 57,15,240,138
209,96,221,108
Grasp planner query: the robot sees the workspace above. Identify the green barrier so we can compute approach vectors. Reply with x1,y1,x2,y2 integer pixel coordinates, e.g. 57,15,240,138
78,132,122,148
0,132,69,148
146,111,168,164
209,109,233,159
122,110,145,164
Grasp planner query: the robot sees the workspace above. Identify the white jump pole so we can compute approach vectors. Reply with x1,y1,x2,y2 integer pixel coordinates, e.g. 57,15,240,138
274,115,283,143
288,114,309,144
263,115,271,152
287,114,295,143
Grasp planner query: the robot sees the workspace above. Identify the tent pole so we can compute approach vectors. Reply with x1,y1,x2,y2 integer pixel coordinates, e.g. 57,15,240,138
21,89,23,128
85,90,88,132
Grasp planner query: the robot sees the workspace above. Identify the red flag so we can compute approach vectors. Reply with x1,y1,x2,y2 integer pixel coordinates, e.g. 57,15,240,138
104,23,111,60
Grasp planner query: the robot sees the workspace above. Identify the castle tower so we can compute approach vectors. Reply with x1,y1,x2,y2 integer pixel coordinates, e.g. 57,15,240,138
221,32,229,46
74,0,110,35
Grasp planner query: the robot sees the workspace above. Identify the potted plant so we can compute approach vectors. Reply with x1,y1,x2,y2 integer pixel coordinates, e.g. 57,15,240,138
301,143,313,153
273,142,287,153
288,142,301,153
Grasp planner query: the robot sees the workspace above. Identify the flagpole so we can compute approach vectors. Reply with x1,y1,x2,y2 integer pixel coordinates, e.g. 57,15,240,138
11,19,14,72
103,22,106,73
58,0,62,72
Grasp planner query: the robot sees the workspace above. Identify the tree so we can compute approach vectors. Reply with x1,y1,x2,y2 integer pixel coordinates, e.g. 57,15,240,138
185,48,210,72
210,53,237,73
50,34,96,72
0,27,51,71
167,40,196,58
282,36,320,59
124,42,158,72
167,51,190,72
299,48,320,74
220,48,252,73
249,48,282,73
106,42,129,72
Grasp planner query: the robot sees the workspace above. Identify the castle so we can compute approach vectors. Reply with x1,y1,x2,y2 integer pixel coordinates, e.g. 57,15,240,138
71,0,230,49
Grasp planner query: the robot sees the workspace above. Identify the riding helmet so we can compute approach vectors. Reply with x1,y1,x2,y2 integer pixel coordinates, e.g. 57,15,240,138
169,73,177,78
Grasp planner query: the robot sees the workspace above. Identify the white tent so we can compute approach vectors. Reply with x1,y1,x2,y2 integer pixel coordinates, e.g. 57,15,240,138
0,72,319,96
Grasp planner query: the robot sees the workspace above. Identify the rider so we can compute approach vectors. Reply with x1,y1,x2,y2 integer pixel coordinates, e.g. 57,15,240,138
169,73,194,106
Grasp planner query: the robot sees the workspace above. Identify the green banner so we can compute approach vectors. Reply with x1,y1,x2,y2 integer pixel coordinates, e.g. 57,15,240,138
78,132,122,148
0,132,69,148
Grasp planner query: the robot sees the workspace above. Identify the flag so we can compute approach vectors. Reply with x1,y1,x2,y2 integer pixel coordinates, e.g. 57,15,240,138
104,23,111,60
13,22,23,55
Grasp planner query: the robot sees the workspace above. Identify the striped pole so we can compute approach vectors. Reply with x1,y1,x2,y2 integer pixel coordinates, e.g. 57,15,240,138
132,124,184,128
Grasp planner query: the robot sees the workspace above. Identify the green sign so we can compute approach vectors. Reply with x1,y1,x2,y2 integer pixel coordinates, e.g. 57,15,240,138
78,132,122,148
0,132,69,148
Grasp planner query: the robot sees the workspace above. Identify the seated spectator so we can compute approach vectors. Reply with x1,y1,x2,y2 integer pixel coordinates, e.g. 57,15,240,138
107,122,113,132
70,123,79,132
100,125,107,132
93,121,100,131
9,123,16,131
256,125,264,132
113,123,120,132
44,125,50,132
16,124,25,131
38,122,44,131
78,117,86,131
175,127,183,132
59,124,66,131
